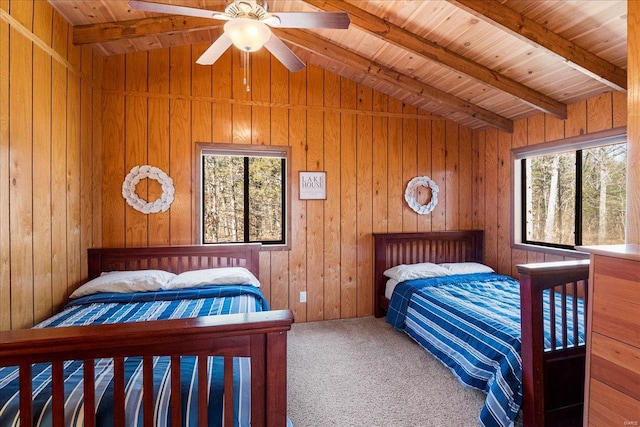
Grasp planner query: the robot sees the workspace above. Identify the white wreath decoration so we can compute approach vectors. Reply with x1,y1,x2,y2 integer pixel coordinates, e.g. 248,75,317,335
404,176,439,215
122,165,175,214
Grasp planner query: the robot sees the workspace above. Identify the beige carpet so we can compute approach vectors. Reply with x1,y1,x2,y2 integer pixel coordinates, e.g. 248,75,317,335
287,316,486,427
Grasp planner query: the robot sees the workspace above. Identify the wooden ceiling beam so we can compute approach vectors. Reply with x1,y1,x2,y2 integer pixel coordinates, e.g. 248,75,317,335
275,28,514,133
448,0,627,92
73,15,220,45
303,0,567,120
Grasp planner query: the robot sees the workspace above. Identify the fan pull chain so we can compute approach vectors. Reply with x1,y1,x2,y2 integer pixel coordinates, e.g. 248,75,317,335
242,50,251,92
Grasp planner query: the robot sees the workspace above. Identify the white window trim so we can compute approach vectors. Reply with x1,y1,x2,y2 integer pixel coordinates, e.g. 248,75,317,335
511,126,626,257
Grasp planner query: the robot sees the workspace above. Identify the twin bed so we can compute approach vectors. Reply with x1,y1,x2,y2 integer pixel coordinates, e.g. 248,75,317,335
0,244,292,427
374,231,589,427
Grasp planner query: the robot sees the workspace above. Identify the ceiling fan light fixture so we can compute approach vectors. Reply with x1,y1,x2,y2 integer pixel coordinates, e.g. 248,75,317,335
224,18,271,52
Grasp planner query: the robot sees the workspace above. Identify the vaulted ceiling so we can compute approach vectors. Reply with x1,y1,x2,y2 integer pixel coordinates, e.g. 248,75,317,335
48,0,628,133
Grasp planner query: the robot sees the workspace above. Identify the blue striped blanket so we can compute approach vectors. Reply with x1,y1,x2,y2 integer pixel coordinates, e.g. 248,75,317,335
387,273,584,427
0,285,269,427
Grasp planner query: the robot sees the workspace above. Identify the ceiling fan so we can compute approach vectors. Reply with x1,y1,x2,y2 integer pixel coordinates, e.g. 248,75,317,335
129,0,350,72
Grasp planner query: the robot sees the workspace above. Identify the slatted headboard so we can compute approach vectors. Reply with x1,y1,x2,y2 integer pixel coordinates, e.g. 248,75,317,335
373,231,484,317
87,244,261,280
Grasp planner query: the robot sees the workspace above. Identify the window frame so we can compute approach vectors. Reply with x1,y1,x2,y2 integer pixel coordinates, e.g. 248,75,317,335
195,142,292,250
511,126,626,255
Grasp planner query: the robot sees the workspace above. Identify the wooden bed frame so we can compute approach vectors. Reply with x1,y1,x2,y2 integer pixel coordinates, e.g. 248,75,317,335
373,231,589,427
0,244,293,427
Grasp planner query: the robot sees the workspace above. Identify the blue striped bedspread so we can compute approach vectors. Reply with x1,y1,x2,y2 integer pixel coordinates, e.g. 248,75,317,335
387,272,585,427
0,285,270,427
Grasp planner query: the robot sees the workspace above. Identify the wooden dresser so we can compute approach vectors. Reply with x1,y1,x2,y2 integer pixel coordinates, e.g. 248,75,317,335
578,244,640,426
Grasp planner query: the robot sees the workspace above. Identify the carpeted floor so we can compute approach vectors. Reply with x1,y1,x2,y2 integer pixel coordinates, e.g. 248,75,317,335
287,316,486,427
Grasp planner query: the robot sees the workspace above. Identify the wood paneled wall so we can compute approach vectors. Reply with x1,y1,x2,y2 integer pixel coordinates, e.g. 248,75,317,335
99,43,475,322
472,91,628,277
0,0,103,330
1,1,631,329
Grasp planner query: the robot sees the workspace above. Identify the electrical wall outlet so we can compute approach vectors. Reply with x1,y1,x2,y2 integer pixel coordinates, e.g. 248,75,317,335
300,291,307,303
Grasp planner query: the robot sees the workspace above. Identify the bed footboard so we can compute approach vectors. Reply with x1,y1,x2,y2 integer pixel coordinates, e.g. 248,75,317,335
517,260,590,427
0,309,294,427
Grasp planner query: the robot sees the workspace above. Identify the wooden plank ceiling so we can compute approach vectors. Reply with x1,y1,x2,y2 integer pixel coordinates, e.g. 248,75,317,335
49,0,627,132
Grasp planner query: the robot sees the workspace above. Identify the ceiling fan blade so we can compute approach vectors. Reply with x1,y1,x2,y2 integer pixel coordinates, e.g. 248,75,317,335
128,1,227,20
268,12,350,29
196,34,233,65
263,35,305,72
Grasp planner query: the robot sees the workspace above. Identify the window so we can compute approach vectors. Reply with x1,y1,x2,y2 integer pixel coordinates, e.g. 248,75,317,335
196,143,291,248
513,128,626,251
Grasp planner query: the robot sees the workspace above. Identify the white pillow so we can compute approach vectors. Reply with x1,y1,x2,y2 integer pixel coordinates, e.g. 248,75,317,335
439,262,494,275
165,267,261,290
70,270,176,299
383,262,451,282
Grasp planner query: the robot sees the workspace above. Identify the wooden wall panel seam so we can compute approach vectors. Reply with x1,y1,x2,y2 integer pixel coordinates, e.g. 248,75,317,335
0,2,11,329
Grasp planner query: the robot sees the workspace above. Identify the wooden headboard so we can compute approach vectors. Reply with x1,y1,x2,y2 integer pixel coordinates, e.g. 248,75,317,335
87,244,261,280
373,230,484,317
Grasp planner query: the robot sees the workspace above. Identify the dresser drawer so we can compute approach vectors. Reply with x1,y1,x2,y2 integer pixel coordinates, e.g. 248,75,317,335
593,255,640,283
581,248,640,427
590,333,640,401
588,378,640,427
592,258,640,347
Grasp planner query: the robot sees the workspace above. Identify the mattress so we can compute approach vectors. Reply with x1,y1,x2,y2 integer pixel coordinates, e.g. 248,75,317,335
385,278,399,300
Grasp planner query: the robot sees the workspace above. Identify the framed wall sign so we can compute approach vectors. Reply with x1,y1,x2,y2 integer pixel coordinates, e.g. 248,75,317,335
299,171,327,200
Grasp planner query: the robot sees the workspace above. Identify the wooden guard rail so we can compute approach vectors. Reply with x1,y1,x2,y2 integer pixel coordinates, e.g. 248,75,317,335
0,309,294,427
517,260,590,427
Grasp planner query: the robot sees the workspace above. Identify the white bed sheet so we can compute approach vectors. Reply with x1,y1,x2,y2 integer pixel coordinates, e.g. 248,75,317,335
385,278,399,300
